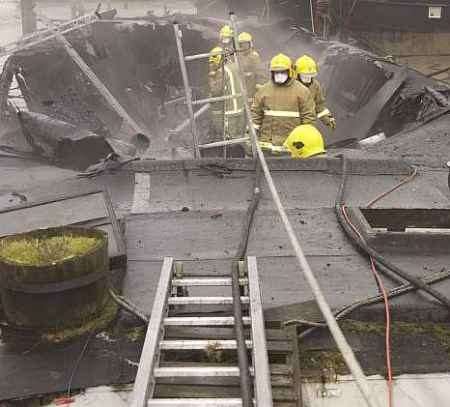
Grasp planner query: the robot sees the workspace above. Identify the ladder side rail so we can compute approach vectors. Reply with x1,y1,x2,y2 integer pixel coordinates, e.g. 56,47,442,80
199,137,249,150
192,93,242,106
32,13,98,41
0,13,100,59
173,23,200,158
247,257,273,407
231,261,252,407
184,50,227,62
131,257,174,407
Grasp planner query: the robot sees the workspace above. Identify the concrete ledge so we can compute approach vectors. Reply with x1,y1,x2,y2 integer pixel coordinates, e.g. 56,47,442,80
130,156,412,175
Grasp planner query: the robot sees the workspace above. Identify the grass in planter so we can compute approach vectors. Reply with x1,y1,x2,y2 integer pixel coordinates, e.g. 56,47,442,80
0,235,100,266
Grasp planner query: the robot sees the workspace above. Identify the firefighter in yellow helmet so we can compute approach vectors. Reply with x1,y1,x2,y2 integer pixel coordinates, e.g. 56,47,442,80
207,46,226,143
283,124,326,158
295,55,336,129
219,25,234,53
206,46,246,156
251,53,316,147
208,46,224,96
238,32,265,99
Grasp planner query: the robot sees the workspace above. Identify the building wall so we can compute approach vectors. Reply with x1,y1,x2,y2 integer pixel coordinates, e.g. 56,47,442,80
357,31,450,83
347,0,450,33
358,31,450,56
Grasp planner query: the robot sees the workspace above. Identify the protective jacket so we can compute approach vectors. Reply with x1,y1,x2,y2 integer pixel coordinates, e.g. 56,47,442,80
306,79,333,127
251,79,316,146
240,49,265,99
223,62,246,138
208,61,246,140
208,62,225,139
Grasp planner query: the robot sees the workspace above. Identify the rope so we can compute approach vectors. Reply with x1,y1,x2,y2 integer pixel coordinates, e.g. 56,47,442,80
229,12,378,407
253,118,378,407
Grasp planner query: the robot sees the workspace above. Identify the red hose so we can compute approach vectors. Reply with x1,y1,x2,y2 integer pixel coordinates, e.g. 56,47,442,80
342,205,393,407
370,256,393,407
54,397,75,405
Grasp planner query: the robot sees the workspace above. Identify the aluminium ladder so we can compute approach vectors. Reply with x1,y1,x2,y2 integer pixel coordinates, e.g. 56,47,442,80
131,256,273,407
173,23,243,159
0,12,102,59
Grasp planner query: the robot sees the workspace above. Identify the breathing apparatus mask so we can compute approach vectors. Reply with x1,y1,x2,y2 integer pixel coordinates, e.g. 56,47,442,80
240,41,252,52
221,37,232,45
299,73,314,85
272,71,289,85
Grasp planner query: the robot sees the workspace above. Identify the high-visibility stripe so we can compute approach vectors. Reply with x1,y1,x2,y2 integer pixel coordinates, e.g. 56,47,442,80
264,110,300,118
225,109,244,116
224,65,239,114
317,108,331,118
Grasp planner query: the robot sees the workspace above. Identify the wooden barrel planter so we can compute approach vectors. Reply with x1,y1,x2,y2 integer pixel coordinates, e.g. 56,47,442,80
0,226,116,341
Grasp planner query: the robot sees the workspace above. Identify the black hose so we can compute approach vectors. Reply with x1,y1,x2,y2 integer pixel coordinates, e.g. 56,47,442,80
236,162,262,258
292,268,450,339
231,261,252,407
232,160,262,407
336,155,450,310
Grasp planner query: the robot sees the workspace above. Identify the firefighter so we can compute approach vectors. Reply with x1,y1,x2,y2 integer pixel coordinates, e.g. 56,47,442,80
251,53,316,147
206,47,245,157
283,124,326,158
295,55,336,129
237,32,265,99
207,46,225,142
219,25,234,55
222,61,246,141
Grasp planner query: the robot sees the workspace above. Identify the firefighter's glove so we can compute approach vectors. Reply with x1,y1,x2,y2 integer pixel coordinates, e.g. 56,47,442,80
328,117,336,130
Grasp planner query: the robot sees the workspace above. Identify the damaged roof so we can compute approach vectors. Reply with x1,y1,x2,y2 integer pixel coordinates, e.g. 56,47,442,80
0,10,450,406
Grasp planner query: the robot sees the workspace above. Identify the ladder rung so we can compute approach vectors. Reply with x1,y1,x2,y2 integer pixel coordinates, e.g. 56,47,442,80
192,94,242,106
148,399,243,407
160,340,252,350
184,50,227,62
172,278,248,287
163,317,251,326
168,296,249,305
154,366,244,377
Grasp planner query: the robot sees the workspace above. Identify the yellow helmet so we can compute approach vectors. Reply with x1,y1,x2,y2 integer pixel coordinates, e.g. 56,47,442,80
295,55,318,76
283,124,326,158
219,25,234,40
209,46,223,66
270,53,293,73
238,32,252,43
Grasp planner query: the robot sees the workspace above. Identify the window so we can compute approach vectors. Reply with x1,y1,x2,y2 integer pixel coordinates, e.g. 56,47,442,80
428,6,443,19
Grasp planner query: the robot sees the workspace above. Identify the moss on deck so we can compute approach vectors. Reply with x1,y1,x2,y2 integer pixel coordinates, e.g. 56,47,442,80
0,235,100,266
298,319,450,376
341,319,450,353
41,298,118,344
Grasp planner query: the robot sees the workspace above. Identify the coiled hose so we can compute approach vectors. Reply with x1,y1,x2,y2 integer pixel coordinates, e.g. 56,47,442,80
336,155,450,309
